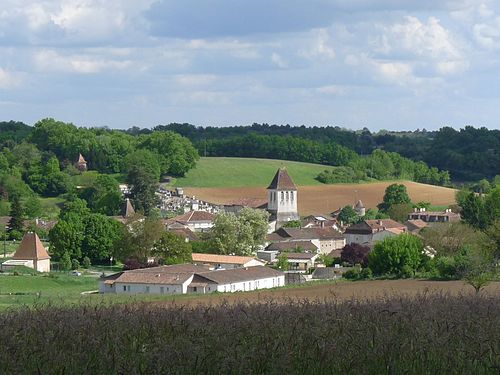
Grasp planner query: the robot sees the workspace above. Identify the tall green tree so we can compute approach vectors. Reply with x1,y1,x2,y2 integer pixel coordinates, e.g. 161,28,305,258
152,231,192,265
7,195,24,240
368,234,424,277
81,214,123,264
338,205,359,225
377,184,411,212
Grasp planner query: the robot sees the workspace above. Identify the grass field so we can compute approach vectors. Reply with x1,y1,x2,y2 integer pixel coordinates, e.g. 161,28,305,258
174,157,332,187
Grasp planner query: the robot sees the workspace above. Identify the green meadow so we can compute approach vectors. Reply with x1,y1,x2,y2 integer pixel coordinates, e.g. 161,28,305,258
173,157,333,188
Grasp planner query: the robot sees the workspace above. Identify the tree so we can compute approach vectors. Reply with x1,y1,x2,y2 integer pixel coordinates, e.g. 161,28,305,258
83,256,91,269
127,167,158,216
8,195,24,240
377,184,411,212
114,217,164,262
81,214,123,264
210,208,269,255
49,216,85,260
276,253,290,271
282,220,301,228
152,232,192,265
24,195,42,219
81,174,122,215
71,259,80,270
60,252,72,271
338,205,359,225
387,203,413,223
368,234,424,277
341,243,371,267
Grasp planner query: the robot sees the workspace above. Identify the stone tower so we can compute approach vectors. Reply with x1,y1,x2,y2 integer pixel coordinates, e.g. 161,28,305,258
75,153,87,172
267,167,299,225
354,199,366,216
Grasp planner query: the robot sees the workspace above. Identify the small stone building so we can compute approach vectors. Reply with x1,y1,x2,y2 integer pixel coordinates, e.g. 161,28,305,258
75,153,88,172
1,232,51,272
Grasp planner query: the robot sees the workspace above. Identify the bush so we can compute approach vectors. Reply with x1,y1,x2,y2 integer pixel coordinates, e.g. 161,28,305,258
360,267,373,279
71,259,79,270
343,266,361,280
82,256,91,269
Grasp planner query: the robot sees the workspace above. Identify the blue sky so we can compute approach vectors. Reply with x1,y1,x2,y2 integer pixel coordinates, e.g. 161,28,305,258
1,0,499,130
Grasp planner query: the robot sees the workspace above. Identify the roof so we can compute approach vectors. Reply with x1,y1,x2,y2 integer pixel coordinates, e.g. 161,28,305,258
267,168,297,191
166,211,215,225
103,264,211,285
12,232,50,260
224,198,268,209
273,227,344,241
121,198,135,218
405,219,428,232
77,154,86,164
345,219,406,235
282,252,317,260
354,200,365,208
131,264,210,274
266,241,319,252
198,266,284,284
192,253,262,265
169,228,199,242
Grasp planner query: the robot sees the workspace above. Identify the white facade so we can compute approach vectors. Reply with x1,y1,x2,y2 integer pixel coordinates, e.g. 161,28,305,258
318,238,346,254
34,259,51,273
214,275,284,293
103,275,194,295
268,189,299,223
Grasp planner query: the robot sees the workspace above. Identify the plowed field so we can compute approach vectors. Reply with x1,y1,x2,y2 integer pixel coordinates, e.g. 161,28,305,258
185,181,457,215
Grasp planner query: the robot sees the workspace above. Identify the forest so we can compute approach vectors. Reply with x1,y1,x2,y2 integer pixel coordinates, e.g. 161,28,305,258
153,123,500,182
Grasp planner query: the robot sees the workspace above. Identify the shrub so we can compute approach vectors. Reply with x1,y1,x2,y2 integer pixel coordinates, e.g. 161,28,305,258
82,256,91,269
343,266,361,280
360,267,373,279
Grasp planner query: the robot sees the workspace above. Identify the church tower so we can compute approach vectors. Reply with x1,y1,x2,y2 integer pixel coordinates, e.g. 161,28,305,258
267,167,299,225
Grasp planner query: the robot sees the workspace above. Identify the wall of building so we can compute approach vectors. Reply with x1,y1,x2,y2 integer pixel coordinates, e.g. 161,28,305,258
345,233,372,245
318,239,345,254
34,259,50,273
113,276,193,294
215,275,285,293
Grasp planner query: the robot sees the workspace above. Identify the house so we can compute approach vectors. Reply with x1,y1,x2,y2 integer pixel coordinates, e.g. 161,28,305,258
282,252,319,273
191,253,265,270
99,264,210,294
267,168,299,226
344,219,407,246
99,264,284,294
266,227,345,255
169,228,199,242
223,198,268,215
405,219,428,233
266,240,319,253
165,211,215,232
407,208,460,223
190,266,285,293
74,153,87,172
1,232,50,272
301,215,339,230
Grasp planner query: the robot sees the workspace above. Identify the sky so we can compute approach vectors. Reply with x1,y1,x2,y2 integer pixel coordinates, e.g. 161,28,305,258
1,0,500,131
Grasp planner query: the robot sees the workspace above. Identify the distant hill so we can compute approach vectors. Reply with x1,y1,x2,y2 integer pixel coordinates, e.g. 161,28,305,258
173,157,332,188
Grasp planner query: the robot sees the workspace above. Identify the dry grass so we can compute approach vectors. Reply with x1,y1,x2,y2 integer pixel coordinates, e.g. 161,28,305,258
186,181,457,215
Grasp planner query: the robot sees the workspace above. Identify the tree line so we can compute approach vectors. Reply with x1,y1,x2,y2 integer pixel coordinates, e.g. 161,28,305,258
153,123,499,182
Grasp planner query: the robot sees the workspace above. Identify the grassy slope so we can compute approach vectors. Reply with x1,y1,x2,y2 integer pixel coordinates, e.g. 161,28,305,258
174,157,333,188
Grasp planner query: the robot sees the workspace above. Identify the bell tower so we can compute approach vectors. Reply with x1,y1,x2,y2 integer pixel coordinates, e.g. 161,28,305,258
267,167,299,226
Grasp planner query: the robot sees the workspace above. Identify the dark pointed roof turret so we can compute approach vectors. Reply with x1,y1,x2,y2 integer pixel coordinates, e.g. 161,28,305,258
267,168,297,191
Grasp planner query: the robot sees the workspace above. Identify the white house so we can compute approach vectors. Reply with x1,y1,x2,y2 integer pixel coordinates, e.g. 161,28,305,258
191,253,265,270
190,266,285,293
1,232,50,273
99,264,284,295
266,227,345,255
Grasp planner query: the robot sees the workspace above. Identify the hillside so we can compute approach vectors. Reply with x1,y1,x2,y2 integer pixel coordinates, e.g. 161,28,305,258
173,157,332,187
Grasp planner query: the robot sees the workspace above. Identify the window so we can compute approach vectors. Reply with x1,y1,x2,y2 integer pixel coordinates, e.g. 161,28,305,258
145,286,150,293
193,287,197,292
286,191,289,201
126,285,130,292
290,191,294,202
123,285,126,292
281,192,284,202
160,287,164,294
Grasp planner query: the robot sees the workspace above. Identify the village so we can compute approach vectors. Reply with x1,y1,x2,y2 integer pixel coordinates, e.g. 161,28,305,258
1,161,462,297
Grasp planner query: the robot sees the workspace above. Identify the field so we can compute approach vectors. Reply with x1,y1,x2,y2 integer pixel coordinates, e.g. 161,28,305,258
186,181,457,215
1,290,498,374
174,157,331,187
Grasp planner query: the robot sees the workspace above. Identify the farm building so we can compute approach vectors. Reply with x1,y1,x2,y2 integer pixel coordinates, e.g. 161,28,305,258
191,253,265,270
282,252,319,273
1,232,50,273
407,208,460,223
344,219,406,246
99,264,284,295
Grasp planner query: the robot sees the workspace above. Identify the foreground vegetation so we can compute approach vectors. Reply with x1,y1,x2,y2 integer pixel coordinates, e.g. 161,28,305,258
0,293,498,374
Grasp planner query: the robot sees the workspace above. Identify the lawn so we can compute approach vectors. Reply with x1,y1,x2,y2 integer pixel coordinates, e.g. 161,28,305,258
173,157,334,188
39,196,65,218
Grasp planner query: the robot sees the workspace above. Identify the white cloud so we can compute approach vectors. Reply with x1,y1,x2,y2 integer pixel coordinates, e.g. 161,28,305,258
299,28,335,60
474,17,500,49
271,52,288,68
0,68,23,89
35,49,131,74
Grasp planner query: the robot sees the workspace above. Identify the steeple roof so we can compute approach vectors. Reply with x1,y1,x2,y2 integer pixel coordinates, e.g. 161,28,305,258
267,168,297,191
354,199,365,208
77,153,86,164
121,198,136,218
12,232,50,260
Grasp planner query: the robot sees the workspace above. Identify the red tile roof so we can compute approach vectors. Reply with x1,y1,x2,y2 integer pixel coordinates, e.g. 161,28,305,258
267,168,297,191
167,211,215,224
192,253,262,265
12,232,50,260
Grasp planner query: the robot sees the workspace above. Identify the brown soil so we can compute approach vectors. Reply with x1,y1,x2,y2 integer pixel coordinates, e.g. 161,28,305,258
185,181,457,215
159,280,500,308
